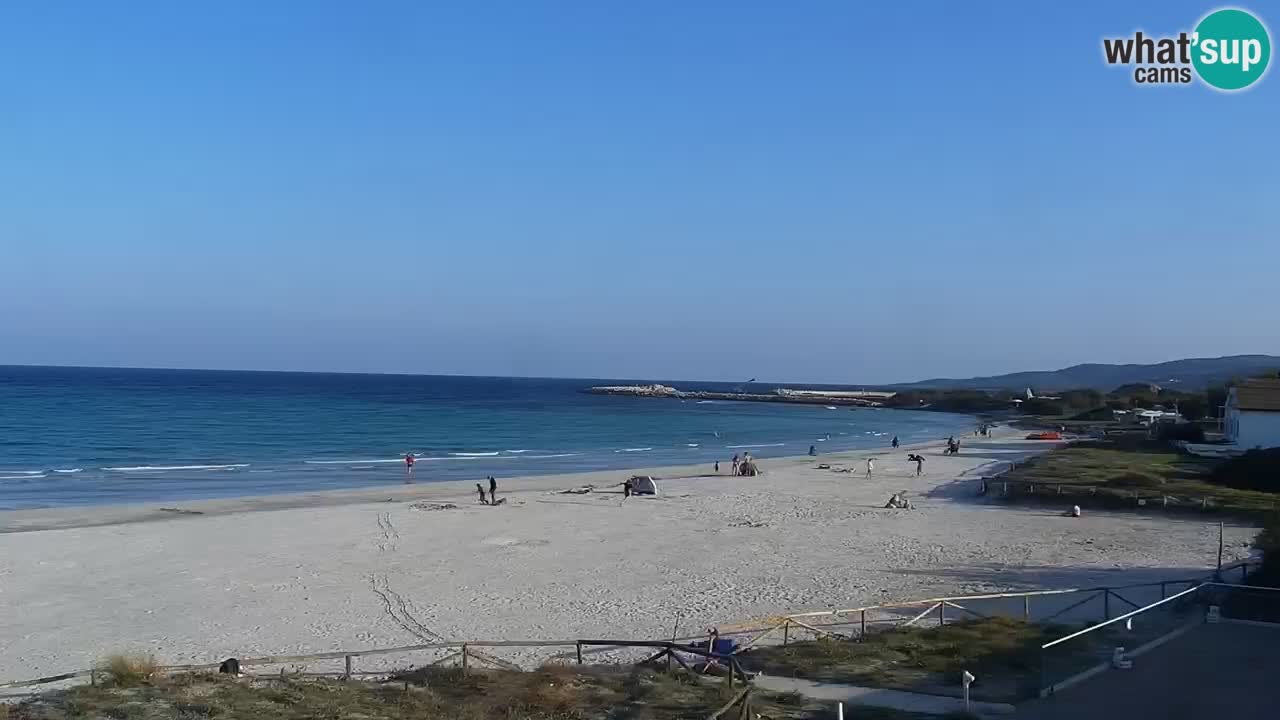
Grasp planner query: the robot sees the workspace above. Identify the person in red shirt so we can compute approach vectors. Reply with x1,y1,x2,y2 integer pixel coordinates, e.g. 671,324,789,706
404,453,415,482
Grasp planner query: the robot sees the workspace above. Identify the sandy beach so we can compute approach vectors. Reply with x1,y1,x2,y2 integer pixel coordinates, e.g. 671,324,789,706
0,429,1256,683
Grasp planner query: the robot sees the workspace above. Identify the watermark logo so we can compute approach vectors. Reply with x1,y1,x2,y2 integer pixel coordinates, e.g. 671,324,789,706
1103,7,1271,91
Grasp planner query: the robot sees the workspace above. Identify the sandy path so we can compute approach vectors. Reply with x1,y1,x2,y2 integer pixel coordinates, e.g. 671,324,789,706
0,431,1256,681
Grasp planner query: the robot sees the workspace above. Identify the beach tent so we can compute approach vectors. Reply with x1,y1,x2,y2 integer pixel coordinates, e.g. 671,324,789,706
630,475,658,495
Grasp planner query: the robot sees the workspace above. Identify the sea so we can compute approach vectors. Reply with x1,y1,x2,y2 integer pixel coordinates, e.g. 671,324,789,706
0,366,976,510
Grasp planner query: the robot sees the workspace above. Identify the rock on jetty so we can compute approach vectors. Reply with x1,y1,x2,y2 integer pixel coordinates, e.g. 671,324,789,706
584,385,888,407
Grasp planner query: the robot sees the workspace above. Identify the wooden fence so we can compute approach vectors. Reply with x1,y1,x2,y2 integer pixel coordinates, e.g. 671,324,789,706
980,477,1279,513
1,560,1259,699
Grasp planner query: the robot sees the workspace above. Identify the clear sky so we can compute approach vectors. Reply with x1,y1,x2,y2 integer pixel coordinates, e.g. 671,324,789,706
1,1,1276,384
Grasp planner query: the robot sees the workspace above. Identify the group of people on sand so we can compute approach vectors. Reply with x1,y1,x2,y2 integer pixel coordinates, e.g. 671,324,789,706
974,423,993,437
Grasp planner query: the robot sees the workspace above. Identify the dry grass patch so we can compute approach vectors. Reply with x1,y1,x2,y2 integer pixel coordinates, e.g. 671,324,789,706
740,617,1063,702
97,655,159,688
3,663,880,720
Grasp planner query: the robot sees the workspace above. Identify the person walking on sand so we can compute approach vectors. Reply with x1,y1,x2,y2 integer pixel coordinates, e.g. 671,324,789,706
404,453,415,482
911,454,924,476
866,457,875,478
488,476,497,504
891,436,899,449
731,454,740,476
714,461,720,474
476,483,488,504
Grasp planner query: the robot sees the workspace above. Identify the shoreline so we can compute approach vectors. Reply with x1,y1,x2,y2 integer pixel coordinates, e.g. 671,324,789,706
0,435,956,534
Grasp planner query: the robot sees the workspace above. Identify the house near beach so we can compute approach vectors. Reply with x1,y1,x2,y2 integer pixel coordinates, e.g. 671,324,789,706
1224,378,1280,449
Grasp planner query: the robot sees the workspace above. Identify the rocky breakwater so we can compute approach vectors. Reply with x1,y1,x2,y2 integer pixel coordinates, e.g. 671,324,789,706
584,384,886,407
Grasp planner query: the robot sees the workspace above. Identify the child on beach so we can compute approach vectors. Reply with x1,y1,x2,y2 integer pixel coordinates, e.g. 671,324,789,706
404,453,415,482
731,454,740,475
476,483,488,504
866,457,874,478
891,436,899,449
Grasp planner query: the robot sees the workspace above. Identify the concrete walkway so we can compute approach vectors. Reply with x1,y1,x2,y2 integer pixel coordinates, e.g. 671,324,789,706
753,675,1016,716
1017,622,1280,719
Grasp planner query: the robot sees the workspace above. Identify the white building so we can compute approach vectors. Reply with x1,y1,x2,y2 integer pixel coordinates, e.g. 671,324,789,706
1224,379,1280,450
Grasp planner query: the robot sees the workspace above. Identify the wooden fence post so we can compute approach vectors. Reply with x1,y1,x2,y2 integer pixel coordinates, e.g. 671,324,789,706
860,610,867,637
576,641,583,665
461,644,469,674
344,655,352,680
782,620,789,646
1103,590,1110,621
938,602,946,626
1023,595,1030,621
90,670,96,687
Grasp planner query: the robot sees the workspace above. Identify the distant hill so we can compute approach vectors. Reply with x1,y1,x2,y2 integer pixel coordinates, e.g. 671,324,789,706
894,355,1280,392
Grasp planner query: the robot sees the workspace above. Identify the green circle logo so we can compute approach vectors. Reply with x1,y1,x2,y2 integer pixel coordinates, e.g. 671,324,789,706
1192,8,1271,90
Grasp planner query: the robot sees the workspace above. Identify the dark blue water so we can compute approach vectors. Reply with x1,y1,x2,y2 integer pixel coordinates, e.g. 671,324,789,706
0,366,975,509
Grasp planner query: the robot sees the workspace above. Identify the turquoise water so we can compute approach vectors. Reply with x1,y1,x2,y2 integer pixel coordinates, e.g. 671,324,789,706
0,366,975,509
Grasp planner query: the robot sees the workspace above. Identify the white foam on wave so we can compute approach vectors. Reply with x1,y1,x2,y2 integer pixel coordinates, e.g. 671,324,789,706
103,464,250,472
696,400,720,404
3,470,45,476
616,447,653,453
304,459,403,465
1,473,47,480
685,443,700,447
52,468,83,474
524,453,581,459
504,450,531,454
451,452,500,457
727,443,786,449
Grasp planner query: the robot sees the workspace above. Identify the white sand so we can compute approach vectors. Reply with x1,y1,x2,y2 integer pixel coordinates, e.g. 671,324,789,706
0,430,1256,682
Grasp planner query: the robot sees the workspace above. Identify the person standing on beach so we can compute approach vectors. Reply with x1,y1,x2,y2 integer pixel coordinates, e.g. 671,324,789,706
476,483,488,504
865,457,875,478
891,436,899,449
714,461,720,473
488,476,497,504
731,454,740,476
404,453,415,482
911,454,924,476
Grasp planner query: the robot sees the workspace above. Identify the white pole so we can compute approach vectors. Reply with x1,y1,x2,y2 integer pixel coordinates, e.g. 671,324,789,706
837,702,844,720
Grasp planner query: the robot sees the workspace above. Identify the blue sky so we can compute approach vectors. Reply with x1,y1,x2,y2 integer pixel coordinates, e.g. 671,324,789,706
1,1,1276,383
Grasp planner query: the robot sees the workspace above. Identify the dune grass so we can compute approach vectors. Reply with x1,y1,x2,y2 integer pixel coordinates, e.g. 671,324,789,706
997,440,1280,514
5,663,920,720
97,654,159,688
739,617,1065,702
